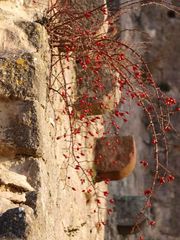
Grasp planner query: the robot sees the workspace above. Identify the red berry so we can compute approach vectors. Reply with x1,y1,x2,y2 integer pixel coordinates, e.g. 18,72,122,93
103,191,109,197
164,125,171,132
107,209,113,215
159,176,166,185
144,189,152,196
149,220,156,226
104,178,110,184
165,97,176,106
109,198,115,204
118,53,125,60
146,200,152,208
84,12,91,18
152,138,158,144
140,160,149,168
167,174,175,182
75,165,80,170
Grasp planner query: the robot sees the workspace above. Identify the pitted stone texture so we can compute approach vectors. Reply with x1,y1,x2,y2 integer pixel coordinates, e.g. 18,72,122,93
10,157,41,190
0,52,35,100
0,15,47,53
0,51,48,103
0,166,34,192
0,192,26,203
0,100,41,156
0,197,17,213
95,136,136,181
0,16,49,105
0,1,48,22
25,191,37,212
15,21,45,50
0,207,27,239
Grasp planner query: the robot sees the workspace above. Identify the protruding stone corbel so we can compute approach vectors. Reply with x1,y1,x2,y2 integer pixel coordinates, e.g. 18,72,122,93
94,136,136,181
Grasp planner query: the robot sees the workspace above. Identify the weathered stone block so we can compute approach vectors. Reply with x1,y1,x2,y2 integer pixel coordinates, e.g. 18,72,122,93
0,197,17,214
0,100,41,156
74,97,105,116
115,196,147,235
0,50,48,105
75,56,121,116
15,21,42,50
0,166,34,192
74,88,121,116
94,136,136,181
0,207,27,239
0,192,26,204
11,157,41,190
0,52,35,100
25,191,37,212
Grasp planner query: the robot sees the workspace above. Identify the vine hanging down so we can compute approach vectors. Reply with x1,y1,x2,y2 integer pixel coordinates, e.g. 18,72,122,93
44,0,178,236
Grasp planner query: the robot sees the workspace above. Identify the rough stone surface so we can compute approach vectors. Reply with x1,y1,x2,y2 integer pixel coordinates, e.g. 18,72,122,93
0,192,26,203
0,52,35,100
0,207,27,239
0,100,42,156
0,197,17,213
1,0,178,240
105,1,180,240
15,21,43,50
116,196,147,235
0,1,107,240
95,136,136,181
0,167,34,192
25,191,37,213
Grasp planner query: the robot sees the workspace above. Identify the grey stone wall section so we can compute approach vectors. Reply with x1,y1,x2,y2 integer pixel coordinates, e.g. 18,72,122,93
105,1,180,240
139,4,180,240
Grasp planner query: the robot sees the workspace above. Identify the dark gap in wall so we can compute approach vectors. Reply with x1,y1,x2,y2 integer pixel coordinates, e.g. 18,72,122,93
167,10,176,18
158,82,171,92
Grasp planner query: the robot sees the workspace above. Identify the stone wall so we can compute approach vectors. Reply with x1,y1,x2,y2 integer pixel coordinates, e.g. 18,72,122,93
0,1,108,239
105,1,180,240
1,1,178,240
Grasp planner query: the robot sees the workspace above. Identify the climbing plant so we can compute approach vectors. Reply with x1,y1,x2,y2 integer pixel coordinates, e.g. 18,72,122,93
44,0,178,238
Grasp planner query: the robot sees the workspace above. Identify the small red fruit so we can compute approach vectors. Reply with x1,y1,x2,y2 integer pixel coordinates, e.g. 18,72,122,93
167,174,175,182
149,220,156,226
144,189,152,196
